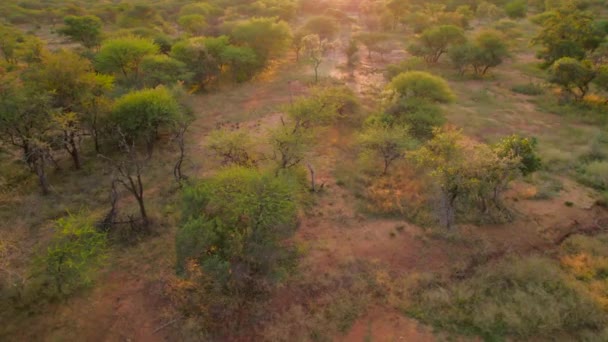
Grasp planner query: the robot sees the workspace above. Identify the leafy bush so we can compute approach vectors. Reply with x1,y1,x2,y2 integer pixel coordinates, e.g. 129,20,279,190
494,134,542,175
409,256,608,340
504,0,527,19
95,35,159,83
110,86,181,144
560,234,608,310
577,160,608,190
389,71,455,103
34,213,107,297
385,98,446,140
176,167,302,293
511,82,544,95
385,57,426,81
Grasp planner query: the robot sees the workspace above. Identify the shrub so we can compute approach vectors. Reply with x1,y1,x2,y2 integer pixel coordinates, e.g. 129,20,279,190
577,160,608,190
176,167,301,294
385,98,446,140
388,71,455,103
511,82,544,95
409,256,608,339
494,134,542,175
385,57,426,81
110,86,181,145
34,213,107,297
407,25,465,63
504,0,527,19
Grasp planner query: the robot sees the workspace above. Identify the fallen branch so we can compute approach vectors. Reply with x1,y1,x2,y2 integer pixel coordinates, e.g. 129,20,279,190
153,318,180,334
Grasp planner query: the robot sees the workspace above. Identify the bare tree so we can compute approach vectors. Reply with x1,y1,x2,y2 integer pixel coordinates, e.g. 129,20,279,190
100,131,149,228
27,140,52,195
173,120,191,184
98,179,119,231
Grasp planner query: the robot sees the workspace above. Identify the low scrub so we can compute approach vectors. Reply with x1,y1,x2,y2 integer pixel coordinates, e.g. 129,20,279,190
511,82,544,96
577,160,608,190
408,256,607,340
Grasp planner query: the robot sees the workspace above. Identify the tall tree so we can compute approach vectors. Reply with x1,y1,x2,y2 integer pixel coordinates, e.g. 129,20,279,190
32,50,113,169
358,121,418,175
95,36,159,84
231,17,292,66
109,86,181,154
548,57,596,101
408,25,465,63
389,71,455,103
58,15,103,49
532,4,605,66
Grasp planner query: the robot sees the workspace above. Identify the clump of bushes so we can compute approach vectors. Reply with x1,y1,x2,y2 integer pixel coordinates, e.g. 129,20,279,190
409,256,608,340
577,160,608,190
511,82,544,95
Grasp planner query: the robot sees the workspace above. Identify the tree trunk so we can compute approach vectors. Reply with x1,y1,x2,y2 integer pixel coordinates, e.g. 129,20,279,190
136,195,148,227
67,132,81,170
307,162,316,192
134,173,148,227
93,128,101,153
35,157,50,196
383,158,390,175
439,190,457,230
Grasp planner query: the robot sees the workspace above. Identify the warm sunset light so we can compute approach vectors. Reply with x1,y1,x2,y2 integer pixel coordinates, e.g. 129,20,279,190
2,0,608,341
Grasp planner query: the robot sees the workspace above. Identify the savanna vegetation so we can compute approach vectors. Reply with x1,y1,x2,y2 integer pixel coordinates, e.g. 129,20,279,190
1,0,608,341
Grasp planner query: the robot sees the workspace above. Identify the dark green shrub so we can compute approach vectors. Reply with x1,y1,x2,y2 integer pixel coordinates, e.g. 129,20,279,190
511,82,544,95
176,167,302,294
409,256,607,339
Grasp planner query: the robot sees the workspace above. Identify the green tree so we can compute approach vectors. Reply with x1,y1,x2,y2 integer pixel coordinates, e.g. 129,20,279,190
389,71,455,103
413,128,528,228
532,5,605,66
385,98,447,140
231,17,292,66
110,86,181,152
301,15,339,40
301,34,333,83
449,42,478,75
36,212,107,296
0,24,22,64
494,135,541,175
386,0,409,30
548,57,595,101
207,129,256,167
285,89,342,131
504,0,527,19
58,15,103,49
412,128,468,230
140,55,191,87
470,30,510,75
170,37,221,90
476,2,506,22
0,71,52,169
345,39,359,70
356,32,392,59
95,35,159,84
219,45,259,83
408,25,465,63
176,167,300,294
358,121,418,175
269,87,350,173
594,65,608,101
178,14,208,36
32,50,113,169
270,124,313,174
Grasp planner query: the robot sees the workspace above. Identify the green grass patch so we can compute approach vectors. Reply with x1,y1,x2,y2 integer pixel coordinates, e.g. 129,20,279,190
408,256,608,341
511,82,544,96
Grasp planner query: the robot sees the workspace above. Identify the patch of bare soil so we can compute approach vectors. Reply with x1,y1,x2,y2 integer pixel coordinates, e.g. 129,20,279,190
341,307,437,342
66,272,168,342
